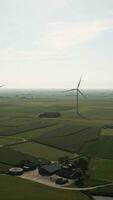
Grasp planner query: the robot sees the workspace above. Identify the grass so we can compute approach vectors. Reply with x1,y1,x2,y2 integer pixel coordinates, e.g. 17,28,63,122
0,90,113,139
0,175,91,200
0,136,23,146
11,142,72,161
101,128,113,136
34,125,100,153
68,179,108,188
90,158,113,181
1,89,113,198
80,136,113,159
0,147,42,166
0,163,12,173
88,185,113,197
15,123,61,140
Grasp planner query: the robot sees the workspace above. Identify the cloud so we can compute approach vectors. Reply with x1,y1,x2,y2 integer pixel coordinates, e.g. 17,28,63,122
1,19,113,62
46,0,66,8
38,20,113,49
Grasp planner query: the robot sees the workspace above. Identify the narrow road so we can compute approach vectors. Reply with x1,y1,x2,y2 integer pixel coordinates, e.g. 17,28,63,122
20,170,113,191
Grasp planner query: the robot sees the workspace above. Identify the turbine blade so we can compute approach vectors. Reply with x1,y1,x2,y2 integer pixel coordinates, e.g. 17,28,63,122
78,89,85,97
77,75,82,89
64,89,77,92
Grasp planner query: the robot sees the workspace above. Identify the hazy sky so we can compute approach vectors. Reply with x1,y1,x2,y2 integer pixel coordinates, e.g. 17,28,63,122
0,0,113,89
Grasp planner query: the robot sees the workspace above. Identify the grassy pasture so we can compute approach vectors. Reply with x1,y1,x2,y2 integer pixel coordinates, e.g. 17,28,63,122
90,158,113,181
15,123,61,140
0,136,23,146
11,142,72,161
0,163,12,173
0,118,57,136
0,90,113,138
1,89,113,197
88,185,113,197
34,126,100,153
101,128,113,136
0,175,90,200
80,136,113,160
68,179,108,188
0,147,41,166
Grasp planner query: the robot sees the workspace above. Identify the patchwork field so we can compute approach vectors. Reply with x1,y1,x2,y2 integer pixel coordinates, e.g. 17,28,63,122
90,158,113,182
0,147,45,166
80,136,113,159
11,142,72,161
1,90,113,199
101,128,113,136
0,136,23,146
34,125,100,153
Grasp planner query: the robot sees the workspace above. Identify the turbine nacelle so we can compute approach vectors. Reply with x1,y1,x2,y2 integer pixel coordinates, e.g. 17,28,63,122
64,76,85,115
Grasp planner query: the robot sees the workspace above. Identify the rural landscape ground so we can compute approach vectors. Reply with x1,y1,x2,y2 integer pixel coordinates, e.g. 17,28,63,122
1,89,113,200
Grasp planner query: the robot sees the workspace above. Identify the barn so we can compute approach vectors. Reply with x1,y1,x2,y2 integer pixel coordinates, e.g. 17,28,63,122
39,163,61,176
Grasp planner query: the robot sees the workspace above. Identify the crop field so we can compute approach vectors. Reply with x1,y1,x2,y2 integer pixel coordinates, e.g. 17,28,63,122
0,136,24,146
0,118,57,136
14,123,61,140
34,126,100,153
88,184,113,197
0,175,90,200
80,136,113,159
101,128,113,136
0,147,42,166
11,142,72,161
1,89,113,198
0,163,12,173
0,90,113,137
90,158,113,182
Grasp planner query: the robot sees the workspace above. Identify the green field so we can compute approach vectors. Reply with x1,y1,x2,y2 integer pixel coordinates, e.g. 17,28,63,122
0,163,12,173
34,126,100,153
0,147,42,166
11,142,72,161
90,158,113,181
0,175,90,200
1,90,113,199
101,128,113,136
80,136,113,159
0,136,24,146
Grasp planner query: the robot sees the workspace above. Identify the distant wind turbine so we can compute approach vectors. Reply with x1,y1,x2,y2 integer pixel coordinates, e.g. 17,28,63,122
65,76,85,115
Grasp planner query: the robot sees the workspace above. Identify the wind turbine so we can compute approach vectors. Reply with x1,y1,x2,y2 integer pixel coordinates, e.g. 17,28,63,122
65,76,85,115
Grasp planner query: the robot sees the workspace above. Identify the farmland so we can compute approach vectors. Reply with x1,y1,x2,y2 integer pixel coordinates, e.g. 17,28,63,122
12,142,72,161
0,147,41,166
1,89,113,199
35,125,100,152
80,136,113,159
0,175,90,200
90,158,113,182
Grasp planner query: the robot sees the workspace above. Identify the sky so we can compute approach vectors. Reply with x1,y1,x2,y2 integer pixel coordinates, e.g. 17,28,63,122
0,0,113,89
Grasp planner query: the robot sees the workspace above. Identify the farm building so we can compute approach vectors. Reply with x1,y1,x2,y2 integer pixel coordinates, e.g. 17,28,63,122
39,163,61,176
9,167,23,176
21,160,37,171
58,166,83,180
39,112,61,118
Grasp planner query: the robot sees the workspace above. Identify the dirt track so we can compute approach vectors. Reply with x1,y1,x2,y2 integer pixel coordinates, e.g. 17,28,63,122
20,169,113,191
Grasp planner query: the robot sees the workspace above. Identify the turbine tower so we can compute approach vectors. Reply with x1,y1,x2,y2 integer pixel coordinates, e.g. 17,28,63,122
66,76,85,115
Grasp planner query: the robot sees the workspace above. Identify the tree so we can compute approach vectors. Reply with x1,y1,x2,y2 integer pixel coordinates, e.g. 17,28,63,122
58,156,69,164
78,157,88,172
